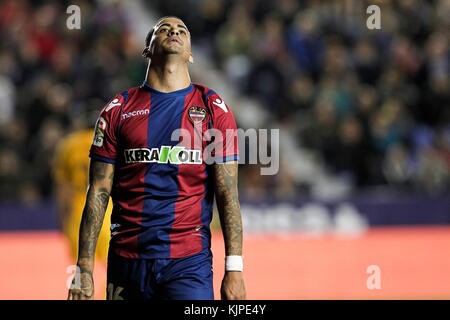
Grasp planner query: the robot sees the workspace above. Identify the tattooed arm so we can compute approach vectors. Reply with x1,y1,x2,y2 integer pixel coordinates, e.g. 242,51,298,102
213,161,246,300
68,160,114,300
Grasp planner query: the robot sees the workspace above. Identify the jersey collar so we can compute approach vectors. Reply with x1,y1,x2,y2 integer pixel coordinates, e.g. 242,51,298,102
141,81,194,96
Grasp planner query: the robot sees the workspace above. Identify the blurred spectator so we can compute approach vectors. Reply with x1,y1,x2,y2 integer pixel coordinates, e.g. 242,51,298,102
0,0,145,203
198,0,448,196
0,0,448,204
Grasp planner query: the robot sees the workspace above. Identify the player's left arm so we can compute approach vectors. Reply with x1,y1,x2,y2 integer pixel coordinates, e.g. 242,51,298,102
213,160,246,300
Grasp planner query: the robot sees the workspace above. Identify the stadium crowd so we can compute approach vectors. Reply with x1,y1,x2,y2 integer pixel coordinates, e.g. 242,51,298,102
0,0,448,204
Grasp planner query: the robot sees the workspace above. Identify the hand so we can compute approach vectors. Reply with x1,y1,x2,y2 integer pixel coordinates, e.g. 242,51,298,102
68,270,94,300
220,271,246,300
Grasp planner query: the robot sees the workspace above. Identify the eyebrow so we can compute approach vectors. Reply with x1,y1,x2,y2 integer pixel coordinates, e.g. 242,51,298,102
158,23,189,32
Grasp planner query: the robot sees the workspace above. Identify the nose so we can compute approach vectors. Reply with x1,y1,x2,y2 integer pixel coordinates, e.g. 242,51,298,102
169,29,179,36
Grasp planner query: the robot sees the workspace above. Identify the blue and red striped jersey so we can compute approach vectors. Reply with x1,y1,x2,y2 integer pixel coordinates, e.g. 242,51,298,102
89,82,239,259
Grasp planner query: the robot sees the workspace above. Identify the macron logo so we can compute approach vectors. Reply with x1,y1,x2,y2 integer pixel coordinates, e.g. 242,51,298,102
122,109,149,119
106,98,121,112
212,98,228,113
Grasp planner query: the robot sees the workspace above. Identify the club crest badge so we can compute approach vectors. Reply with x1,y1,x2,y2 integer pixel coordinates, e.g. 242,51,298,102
188,106,207,124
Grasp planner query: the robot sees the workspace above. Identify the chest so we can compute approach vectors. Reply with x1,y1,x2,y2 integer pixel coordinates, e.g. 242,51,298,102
118,92,211,150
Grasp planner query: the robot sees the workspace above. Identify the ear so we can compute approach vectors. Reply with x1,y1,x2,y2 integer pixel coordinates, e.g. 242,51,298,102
188,52,194,64
142,47,151,59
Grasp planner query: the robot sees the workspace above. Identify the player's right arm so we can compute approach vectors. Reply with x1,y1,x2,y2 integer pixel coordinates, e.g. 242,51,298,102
68,159,114,300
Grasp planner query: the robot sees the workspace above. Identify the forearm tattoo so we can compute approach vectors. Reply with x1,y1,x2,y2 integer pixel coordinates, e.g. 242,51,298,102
214,161,243,256
77,161,114,270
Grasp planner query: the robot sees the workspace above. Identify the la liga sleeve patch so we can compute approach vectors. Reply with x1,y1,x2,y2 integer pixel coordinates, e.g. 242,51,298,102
89,93,126,161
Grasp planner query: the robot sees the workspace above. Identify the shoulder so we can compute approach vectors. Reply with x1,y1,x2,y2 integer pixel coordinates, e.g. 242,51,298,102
192,83,218,101
108,87,139,106
121,86,141,100
99,87,141,119
193,83,231,116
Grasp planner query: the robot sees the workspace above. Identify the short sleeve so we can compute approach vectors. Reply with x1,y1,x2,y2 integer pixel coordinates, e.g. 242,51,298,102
207,92,239,163
89,93,126,164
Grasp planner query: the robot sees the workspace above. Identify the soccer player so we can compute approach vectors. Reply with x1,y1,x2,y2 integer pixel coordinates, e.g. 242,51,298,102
68,16,246,300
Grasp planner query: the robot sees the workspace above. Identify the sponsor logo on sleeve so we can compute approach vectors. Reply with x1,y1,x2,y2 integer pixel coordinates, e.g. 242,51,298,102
93,117,106,147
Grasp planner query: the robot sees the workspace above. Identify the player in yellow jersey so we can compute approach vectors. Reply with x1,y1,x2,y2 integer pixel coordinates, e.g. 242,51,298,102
54,116,113,300
53,128,113,264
